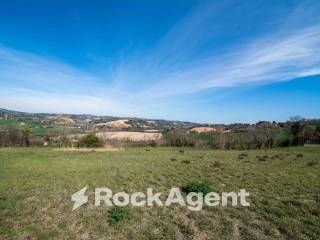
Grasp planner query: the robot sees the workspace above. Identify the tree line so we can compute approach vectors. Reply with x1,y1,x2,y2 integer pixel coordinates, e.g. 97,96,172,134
0,118,319,149
161,119,320,149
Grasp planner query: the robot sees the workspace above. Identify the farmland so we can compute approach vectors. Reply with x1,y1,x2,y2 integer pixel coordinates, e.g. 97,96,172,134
0,146,319,239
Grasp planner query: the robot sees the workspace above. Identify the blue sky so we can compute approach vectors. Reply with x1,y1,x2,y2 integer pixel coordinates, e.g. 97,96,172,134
0,0,319,123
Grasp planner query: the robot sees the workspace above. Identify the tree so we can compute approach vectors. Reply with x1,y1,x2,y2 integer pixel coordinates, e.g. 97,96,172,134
289,116,304,122
0,127,22,146
21,127,32,146
78,133,103,147
290,120,305,146
275,129,293,147
162,129,194,147
61,127,70,147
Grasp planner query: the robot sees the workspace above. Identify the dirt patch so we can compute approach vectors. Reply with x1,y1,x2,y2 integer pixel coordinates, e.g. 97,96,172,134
47,116,75,126
187,127,216,133
95,119,131,129
96,131,162,141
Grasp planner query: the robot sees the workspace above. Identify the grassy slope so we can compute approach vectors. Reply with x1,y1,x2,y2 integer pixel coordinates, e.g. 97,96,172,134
0,119,19,127
0,119,82,137
0,146,319,239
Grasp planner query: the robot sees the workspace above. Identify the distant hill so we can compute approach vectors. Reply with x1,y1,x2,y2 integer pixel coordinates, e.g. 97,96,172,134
0,108,201,130
0,108,30,117
1,108,319,133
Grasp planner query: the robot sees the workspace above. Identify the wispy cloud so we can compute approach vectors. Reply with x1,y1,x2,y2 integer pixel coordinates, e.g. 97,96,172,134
0,47,132,115
141,25,320,98
0,88,134,116
107,2,320,99
0,46,102,93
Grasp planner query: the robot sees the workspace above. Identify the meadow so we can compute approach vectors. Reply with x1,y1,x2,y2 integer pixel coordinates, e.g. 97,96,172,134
0,146,319,239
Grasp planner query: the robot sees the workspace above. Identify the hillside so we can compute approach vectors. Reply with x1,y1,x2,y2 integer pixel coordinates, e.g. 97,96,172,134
0,108,201,131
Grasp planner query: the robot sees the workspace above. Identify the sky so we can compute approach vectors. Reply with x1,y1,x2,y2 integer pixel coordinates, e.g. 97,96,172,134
0,0,320,123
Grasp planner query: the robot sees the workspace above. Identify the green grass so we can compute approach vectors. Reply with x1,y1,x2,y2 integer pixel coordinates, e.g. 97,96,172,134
0,118,40,128
31,127,82,137
0,119,19,126
0,118,82,137
0,146,319,239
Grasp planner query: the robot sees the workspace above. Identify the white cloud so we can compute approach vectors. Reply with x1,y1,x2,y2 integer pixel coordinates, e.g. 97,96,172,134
0,46,103,93
0,47,132,115
0,88,131,116
143,25,320,97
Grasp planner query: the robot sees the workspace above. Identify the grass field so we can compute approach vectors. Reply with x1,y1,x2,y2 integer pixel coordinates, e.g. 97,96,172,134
0,146,319,239
0,119,83,137
0,120,20,127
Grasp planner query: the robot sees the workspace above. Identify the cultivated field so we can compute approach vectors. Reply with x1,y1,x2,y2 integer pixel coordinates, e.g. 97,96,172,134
69,131,162,142
0,146,319,239
96,131,162,141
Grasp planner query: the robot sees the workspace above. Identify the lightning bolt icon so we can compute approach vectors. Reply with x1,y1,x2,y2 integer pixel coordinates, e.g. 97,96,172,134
71,186,88,211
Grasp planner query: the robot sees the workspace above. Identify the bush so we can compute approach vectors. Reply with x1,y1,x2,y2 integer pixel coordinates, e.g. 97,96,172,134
182,180,212,194
256,155,268,161
194,140,206,148
0,127,22,146
307,160,318,166
107,206,131,224
275,130,294,147
290,120,305,146
162,129,195,147
178,222,194,236
30,137,45,146
213,161,221,168
238,153,248,159
21,127,32,146
78,133,103,147
181,160,190,164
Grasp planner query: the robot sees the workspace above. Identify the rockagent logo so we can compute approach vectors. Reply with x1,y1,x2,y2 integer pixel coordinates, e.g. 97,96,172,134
71,186,250,211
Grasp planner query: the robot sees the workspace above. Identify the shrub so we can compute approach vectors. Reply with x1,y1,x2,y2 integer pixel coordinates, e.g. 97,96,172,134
256,156,267,161
182,180,212,194
213,161,221,168
181,160,190,164
307,160,318,166
296,154,303,158
30,137,45,146
21,127,32,146
0,127,22,146
107,206,131,224
275,130,294,147
194,140,206,148
239,153,248,157
78,133,103,147
178,222,194,236
162,129,195,147
290,120,305,146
